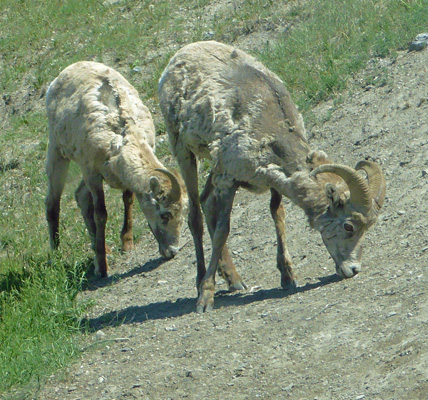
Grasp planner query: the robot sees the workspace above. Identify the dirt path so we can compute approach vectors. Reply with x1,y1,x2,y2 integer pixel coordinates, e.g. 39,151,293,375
30,47,428,400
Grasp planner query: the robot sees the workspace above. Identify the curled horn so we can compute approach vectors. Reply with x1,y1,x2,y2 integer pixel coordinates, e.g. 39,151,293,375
310,164,371,214
155,168,182,203
355,160,386,214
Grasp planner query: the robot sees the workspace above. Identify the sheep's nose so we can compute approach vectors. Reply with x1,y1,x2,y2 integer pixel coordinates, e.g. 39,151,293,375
160,246,179,259
337,262,361,278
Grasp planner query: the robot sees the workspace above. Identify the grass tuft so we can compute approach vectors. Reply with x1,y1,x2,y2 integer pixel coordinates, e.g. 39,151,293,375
0,255,89,394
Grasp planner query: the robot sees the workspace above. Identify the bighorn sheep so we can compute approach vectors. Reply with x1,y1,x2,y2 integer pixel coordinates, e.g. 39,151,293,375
158,41,386,312
46,61,187,277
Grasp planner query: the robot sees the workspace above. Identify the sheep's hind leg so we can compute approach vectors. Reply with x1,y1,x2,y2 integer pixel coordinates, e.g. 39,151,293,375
198,182,238,312
121,190,135,252
85,174,109,278
270,188,297,290
201,173,246,292
46,153,70,250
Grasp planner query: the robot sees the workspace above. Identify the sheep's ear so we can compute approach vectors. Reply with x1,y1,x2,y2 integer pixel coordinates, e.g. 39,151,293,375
325,183,342,210
149,176,162,197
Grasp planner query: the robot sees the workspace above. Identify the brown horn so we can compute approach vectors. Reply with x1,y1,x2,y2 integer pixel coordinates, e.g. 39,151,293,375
310,164,371,214
155,168,182,203
355,160,386,214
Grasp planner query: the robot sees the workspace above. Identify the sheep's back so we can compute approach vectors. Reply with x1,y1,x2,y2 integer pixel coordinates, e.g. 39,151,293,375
46,61,155,170
158,41,310,178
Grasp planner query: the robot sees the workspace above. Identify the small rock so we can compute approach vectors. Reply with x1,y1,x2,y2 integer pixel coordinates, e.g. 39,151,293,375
121,347,133,352
203,31,215,39
282,384,294,392
95,330,106,341
355,396,366,400
396,210,405,215
422,169,428,177
103,0,122,6
165,325,177,331
409,33,428,52
132,66,143,74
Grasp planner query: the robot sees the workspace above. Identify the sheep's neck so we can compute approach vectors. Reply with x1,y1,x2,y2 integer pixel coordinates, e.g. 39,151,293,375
108,140,164,195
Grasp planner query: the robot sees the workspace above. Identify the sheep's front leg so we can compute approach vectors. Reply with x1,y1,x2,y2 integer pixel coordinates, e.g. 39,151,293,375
201,173,246,291
121,190,135,252
75,180,113,255
270,188,296,290
86,175,109,278
197,183,238,313
176,151,206,292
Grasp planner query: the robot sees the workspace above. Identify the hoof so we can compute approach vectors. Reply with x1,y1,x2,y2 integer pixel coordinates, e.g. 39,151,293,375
281,279,298,291
121,242,134,253
94,258,108,279
196,290,214,313
196,302,214,313
228,280,247,292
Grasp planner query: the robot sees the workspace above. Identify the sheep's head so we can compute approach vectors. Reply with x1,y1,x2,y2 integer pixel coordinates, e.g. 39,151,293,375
310,161,386,278
138,169,188,259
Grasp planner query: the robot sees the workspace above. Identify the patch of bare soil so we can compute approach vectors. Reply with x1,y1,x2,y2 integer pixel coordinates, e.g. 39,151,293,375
26,44,428,400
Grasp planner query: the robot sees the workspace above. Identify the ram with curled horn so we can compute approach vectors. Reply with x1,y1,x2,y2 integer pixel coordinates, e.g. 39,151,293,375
45,61,188,277
308,160,386,279
158,40,386,312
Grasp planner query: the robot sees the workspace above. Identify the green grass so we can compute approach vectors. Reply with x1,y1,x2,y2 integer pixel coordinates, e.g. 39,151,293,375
1,0,427,395
0,255,89,396
257,0,428,110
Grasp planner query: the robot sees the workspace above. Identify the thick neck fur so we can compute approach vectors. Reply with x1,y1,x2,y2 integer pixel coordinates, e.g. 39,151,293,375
284,170,330,225
104,136,168,195
265,150,347,228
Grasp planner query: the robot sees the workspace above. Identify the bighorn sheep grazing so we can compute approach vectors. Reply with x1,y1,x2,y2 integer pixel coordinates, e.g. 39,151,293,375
46,61,187,277
158,41,386,313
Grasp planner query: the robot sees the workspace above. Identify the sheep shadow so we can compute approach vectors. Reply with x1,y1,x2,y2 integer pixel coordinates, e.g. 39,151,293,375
84,256,167,291
83,273,341,332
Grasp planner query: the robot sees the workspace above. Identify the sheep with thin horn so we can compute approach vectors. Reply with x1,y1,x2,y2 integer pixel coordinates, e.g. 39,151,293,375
45,61,188,277
158,41,386,313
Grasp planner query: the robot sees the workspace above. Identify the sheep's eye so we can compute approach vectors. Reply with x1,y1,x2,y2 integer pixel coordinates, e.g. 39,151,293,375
160,212,172,222
344,222,354,232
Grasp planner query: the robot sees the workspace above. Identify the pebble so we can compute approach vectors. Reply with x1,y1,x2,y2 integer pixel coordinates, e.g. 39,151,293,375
282,384,294,392
409,33,428,52
165,325,177,331
102,0,122,6
95,330,106,341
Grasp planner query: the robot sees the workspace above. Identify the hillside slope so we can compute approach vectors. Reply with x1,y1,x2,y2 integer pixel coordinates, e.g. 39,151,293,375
27,46,428,400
